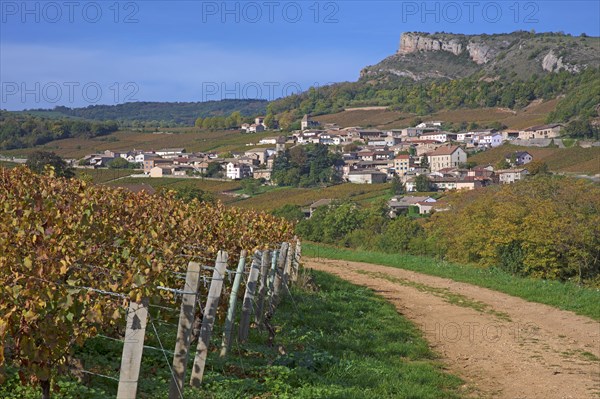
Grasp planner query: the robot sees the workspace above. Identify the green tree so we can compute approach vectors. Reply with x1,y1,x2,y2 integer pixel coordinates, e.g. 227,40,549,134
263,113,275,129
240,178,261,195
107,157,134,169
415,174,431,192
420,156,429,170
167,185,215,203
495,159,511,170
271,204,305,222
391,175,405,195
26,151,74,178
205,162,223,178
378,216,424,253
526,160,550,176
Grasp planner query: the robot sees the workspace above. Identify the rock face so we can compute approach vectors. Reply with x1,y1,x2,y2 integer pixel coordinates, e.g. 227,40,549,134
542,51,579,73
362,31,597,82
399,33,463,56
398,32,501,65
466,42,494,65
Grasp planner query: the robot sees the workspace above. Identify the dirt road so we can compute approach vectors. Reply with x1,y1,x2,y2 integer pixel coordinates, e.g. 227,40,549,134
306,258,600,399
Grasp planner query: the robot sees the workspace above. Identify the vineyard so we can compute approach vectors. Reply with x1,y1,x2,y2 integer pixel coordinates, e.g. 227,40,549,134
0,167,296,398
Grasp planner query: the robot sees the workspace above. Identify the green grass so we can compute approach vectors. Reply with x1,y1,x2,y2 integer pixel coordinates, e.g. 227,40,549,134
0,271,463,399
355,269,511,321
0,161,20,169
304,243,600,321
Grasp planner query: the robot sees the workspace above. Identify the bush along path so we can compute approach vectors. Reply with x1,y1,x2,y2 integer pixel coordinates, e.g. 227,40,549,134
306,257,600,399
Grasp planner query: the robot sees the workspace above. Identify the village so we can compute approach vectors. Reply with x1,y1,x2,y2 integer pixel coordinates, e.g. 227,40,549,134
80,114,558,194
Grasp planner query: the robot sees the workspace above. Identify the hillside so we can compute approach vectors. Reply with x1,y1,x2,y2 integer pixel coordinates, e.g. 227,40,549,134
468,143,600,175
23,99,268,126
362,31,600,81
313,99,560,130
268,31,599,135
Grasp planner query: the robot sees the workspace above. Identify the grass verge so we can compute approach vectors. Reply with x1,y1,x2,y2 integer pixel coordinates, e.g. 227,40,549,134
304,243,600,321
0,271,462,399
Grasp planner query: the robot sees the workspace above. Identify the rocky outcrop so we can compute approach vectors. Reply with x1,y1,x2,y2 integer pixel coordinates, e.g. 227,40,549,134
542,51,580,73
467,42,494,65
399,32,498,65
361,66,452,81
399,33,463,56
363,32,595,82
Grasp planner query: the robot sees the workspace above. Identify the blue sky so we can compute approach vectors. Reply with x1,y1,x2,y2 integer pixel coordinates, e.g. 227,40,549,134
1,1,599,110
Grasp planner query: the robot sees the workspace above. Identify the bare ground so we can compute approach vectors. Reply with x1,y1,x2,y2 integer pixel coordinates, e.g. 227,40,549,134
306,258,600,399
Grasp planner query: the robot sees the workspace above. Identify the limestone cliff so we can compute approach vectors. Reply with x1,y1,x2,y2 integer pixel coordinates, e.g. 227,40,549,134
361,31,598,82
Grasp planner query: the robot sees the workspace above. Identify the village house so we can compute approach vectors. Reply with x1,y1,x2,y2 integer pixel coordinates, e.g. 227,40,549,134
155,148,186,158
416,121,442,129
307,199,333,218
367,137,389,146
393,154,411,176
252,169,272,181
388,195,436,216
467,165,496,181
420,131,449,143
358,129,384,142
301,114,320,130
259,137,279,145
354,160,395,178
505,151,533,166
501,130,520,140
244,148,269,164
347,169,388,184
427,145,467,172
149,165,188,178
413,140,445,156
87,154,115,167
456,132,475,143
226,162,253,180
416,202,435,215
496,169,529,184
518,124,562,139
475,132,503,148
143,157,172,174
242,123,265,133
455,176,491,190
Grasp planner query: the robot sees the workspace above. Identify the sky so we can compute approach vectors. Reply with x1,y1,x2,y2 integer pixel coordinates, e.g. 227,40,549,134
1,0,599,110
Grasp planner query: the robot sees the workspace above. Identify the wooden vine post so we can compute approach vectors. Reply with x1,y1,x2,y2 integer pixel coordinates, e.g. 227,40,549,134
238,250,262,342
220,250,247,357
282,242,293,293
270,243,289,311
117,298,149,399
292,238,302,282
254,250,271,328
190,251,228,387
168,261,202,399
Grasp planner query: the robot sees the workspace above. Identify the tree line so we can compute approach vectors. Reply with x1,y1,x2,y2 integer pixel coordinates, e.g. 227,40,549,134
266,67,600,136
0,112,119,150
287,176,600,285
271,144,343,187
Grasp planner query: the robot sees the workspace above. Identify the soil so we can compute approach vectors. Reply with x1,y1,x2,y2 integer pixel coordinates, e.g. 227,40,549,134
305,257,600,399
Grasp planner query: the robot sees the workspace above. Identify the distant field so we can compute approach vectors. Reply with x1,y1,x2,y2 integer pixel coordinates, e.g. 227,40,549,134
231,183,392,211
313,99,558,130
107,177,240,191
1,128,277,159
469,144,600,175
103,177,391,210
314,108,412,129
76,168,134,183
0,161,19,169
